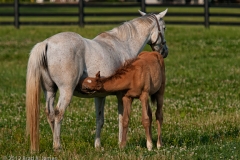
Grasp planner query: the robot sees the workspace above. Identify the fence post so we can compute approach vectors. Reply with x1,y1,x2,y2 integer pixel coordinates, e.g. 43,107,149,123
79,0,84,27
141,0,146,12
14,0,19,29
204,0,209,28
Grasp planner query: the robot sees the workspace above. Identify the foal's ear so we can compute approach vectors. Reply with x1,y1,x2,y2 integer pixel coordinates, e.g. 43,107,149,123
96,71,101,79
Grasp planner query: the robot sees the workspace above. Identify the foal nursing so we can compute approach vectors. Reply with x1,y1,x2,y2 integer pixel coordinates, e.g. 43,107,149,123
81,51,165,150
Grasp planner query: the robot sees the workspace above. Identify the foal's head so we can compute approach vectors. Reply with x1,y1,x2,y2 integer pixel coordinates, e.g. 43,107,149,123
81,71,103,93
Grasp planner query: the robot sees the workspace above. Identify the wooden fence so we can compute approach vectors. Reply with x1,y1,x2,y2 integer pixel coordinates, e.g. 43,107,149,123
0,0,239,28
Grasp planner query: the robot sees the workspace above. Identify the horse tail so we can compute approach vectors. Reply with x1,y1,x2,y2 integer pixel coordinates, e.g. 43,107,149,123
26,41,48,152
150,95,157,105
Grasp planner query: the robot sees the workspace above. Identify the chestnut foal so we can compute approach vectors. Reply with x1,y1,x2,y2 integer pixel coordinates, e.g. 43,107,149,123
81,51,165,150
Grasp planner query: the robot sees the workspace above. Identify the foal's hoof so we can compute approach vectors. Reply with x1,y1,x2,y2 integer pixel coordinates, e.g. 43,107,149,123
119,142,126,149
147,141,153,151
157,142,163,149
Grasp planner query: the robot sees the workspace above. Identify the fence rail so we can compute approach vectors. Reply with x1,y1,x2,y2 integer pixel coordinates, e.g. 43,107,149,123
0,0,240,28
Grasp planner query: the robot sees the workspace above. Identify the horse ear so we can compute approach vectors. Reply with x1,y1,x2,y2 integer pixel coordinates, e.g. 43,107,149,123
156,8,168,19
138,10,146,16
96,71,100,79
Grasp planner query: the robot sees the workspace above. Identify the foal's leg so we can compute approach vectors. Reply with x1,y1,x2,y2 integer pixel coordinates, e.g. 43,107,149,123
147,103,152,148
120,96,132,148
94,97,105,148
44,91,56,134
53,88,73,151
116,92,124,144
140,92,153,151
155,89,164,149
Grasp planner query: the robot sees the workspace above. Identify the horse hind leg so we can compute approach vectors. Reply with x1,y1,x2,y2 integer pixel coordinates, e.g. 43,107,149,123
44,90,56,134
42,70,57,134
53,87,73,151
120,96,133,149
147,102,152,150
140,92,153,151
155,90,164,149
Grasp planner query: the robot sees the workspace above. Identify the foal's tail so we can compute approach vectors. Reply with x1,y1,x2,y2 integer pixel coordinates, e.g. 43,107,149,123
150,95,157,105
26,41,48,152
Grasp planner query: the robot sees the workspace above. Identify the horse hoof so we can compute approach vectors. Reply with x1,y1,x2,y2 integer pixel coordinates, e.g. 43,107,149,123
157,142,163,149
94,138,101,148
147,141,153,151
147,146,153,151
119,142,126,149
54,146,62,152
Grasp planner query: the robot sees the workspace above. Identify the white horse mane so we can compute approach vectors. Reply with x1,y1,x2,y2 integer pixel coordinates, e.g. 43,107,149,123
105,15,155,42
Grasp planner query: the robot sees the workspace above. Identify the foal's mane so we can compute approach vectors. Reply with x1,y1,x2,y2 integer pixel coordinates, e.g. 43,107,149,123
101,58,139,83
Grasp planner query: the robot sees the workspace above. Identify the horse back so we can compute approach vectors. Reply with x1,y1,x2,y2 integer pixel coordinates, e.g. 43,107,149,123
136,51,165,94
137,51,164,70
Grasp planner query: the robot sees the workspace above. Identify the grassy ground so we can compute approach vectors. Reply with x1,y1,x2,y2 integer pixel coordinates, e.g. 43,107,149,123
0,24,240,159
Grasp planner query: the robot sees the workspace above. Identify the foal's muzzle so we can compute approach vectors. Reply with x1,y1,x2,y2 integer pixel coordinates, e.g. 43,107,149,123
81,84,96,94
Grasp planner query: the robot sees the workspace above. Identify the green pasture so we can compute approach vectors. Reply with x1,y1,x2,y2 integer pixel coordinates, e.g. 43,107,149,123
0,23,240,159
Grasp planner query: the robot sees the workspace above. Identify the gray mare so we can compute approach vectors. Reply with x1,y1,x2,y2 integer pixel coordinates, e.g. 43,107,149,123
26,9,168,152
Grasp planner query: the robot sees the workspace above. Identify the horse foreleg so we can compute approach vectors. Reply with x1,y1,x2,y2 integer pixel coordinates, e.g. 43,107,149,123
155,90,164,149
140,92,153,151
53,89,73,151
44,91,56,134
94,97,105,148
116,92,124,144
120,96,132,148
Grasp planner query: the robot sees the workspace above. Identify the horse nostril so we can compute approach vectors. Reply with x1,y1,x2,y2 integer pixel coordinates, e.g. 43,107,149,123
163,49,168,58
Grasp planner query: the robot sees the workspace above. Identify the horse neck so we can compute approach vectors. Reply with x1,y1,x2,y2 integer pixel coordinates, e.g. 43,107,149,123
126,23,153,55
116,20,152,53
98,63,135,92
95,18,154,58
100,77,129,92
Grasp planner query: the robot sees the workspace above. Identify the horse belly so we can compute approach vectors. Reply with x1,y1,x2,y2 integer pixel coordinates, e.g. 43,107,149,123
84,51,123,78
73,90,115,98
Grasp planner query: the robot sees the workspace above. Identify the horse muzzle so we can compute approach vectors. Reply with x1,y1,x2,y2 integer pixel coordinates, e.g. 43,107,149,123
81,84,97,94
151,43,168,58
161,44,168,58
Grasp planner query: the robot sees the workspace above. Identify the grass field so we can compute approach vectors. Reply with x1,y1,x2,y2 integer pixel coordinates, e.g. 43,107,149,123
0,24,240,159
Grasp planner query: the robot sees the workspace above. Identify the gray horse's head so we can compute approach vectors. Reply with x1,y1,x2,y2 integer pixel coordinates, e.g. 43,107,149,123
139,9,168,58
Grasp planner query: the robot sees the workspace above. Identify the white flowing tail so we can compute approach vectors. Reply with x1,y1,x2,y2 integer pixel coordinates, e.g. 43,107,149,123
26,42,47,152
